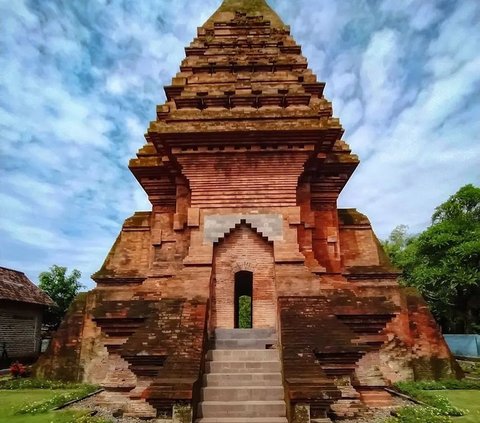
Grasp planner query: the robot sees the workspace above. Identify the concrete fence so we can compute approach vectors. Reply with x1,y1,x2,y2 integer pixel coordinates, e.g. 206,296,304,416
444,334,480,358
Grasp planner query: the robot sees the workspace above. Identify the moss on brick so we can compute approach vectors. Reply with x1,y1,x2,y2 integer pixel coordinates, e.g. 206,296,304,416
92,211,152,281
92,233,122,279
173,403,192,423
33,293,90,382
293,404,310,423
124,211,151,227
205,0,285,28
373,232,399,271
412,357,463,381
337,208,370,226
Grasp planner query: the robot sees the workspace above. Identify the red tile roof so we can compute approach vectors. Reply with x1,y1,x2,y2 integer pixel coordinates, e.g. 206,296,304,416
0,266,54,306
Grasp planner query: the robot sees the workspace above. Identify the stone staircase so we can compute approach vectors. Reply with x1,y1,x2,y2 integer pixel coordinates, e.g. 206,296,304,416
196,328,287,423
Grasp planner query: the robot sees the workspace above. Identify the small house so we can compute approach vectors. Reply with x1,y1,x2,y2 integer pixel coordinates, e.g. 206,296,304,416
0,266,54,364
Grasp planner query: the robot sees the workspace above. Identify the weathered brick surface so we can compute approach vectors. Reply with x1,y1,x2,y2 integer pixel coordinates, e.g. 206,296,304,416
36,0,460,419
404,288,463,379
35,293,89,381
279,292,398,418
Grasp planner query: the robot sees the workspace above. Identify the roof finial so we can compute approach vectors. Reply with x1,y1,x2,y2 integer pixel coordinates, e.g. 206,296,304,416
204,0,285,28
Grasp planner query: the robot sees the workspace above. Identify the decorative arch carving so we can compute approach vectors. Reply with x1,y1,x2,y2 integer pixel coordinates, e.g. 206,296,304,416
231,259,258,274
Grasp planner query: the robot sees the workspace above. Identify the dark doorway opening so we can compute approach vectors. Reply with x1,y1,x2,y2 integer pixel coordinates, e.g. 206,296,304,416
234,271,253,328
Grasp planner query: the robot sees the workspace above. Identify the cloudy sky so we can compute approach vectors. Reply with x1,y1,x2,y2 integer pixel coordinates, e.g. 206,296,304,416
1,0,479,288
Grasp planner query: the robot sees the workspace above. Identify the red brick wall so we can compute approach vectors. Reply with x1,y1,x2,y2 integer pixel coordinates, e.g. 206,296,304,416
177,151,310,208
339,228,380,267
212,224,276,329
312,208,342,273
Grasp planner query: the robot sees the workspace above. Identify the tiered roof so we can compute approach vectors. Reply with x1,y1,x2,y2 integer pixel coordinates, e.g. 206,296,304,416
129,0,359,208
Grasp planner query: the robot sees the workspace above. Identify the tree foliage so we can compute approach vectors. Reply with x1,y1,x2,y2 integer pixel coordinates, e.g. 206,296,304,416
238,295,252,328
39,265,83,329
383,184,480,334
382,224,413,264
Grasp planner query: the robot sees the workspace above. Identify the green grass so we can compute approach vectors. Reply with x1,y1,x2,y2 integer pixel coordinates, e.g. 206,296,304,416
431,390,480,423
0,384,110,423
0,389,92,423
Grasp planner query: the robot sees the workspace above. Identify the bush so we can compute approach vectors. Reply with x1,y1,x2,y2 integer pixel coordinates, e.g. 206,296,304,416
9,361,27,378
14,385,99,415
0,377,91,390
384,405,452,423
75,415,113,423
398,379,480,391
393,381,467,417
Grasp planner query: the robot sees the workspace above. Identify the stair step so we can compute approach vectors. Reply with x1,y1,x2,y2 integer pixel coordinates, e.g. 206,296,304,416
202,386,284,401
196,418,288,423
207,349,279,361
212,339,277,349
214,328,276,340
204,372,282,387
206,360,281,373
198,400,286,417
359,390,394,407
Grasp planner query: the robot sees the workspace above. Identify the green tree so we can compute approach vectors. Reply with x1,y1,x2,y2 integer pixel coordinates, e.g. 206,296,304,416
383,184,480,333
382,224,413,265
39,265,83,329
238,295,252,328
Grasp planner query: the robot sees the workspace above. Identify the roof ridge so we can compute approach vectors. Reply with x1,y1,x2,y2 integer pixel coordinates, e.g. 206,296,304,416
0,265,25,275
0,266,54,306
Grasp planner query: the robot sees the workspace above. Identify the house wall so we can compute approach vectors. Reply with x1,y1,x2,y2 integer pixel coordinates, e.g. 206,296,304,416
0,300,43,359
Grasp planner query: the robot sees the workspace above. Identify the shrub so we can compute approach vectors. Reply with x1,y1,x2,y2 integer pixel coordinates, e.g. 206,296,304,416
74,415,112,423
384,405,452,423
9,361,27,378
15,385,99,415
393,381,466,416
0,377,91,390
398,379,480,391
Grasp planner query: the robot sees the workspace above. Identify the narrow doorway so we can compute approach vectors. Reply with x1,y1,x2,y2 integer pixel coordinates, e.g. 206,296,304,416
234,271,253,328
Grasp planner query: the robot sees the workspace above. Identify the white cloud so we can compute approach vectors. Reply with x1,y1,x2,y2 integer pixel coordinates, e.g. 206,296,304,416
331,72,357,99
338,98,363,131
0,0,479,288
380,0,442,31
409,3,442,31
360,29,404,123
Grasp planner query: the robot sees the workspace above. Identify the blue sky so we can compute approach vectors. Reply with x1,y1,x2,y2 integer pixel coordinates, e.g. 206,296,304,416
1,0,479,288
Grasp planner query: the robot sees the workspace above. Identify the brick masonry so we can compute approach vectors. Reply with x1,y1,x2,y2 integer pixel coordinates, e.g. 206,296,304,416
0,301,43,359
34,1,462,420
213,223,276,329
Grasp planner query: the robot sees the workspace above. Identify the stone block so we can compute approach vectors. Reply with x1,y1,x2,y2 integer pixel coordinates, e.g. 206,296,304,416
174,213,186,230
187,208,200,227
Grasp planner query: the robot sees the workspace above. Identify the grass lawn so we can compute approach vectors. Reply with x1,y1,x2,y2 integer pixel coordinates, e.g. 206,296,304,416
0,389,93,423
431,390,480,423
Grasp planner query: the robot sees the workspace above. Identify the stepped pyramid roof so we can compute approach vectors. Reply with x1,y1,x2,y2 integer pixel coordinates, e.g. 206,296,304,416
205,0,285,28
129,0,359,209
